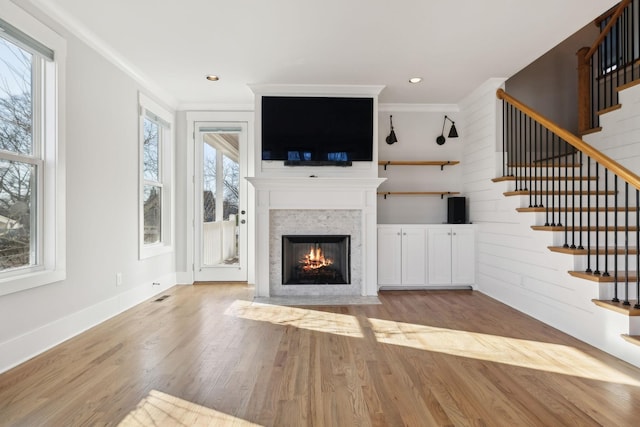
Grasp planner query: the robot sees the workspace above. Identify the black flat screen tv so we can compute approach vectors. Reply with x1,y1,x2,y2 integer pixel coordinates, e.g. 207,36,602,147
261,96,374,165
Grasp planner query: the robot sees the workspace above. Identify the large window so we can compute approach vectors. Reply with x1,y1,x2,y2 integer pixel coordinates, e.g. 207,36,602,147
0,7,65,295
139,93,173,258
0,37,36,271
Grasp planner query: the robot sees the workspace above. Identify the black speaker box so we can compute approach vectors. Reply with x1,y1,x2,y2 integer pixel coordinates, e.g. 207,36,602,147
447,197,466,224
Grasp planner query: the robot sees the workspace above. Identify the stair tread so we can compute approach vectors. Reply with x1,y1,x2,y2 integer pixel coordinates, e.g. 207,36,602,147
617,78,640,92
517,206,638,212
493,176,597,183
592,299,640,316
579,127,603,136
549,246,639,255
621,334,640,346
504,190,615,196
569,271,638,282
533,225,639,232
597,104,622,115
507,163,580,167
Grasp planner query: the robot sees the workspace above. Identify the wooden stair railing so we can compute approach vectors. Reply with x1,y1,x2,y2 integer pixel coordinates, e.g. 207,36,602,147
496,88,640,310
577,0,639,133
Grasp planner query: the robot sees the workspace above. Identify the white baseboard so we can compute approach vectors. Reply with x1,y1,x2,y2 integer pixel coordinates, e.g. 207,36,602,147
0,273,176,374
175,271,194,284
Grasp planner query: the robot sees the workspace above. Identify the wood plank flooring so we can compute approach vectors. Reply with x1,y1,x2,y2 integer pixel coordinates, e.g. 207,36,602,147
2,284,640,426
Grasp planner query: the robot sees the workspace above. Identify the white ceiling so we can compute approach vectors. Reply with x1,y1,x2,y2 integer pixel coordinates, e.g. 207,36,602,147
23,0,619,108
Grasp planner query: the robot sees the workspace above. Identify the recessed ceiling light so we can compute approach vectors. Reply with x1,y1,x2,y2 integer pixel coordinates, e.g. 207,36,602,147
409,77,423,84
205,75,219,81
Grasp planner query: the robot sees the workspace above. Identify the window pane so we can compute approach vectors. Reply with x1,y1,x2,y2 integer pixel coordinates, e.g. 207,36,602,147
143,118,159,182
222,153,239,221
0,159,35,270
143,185,161,244
203,143,216,222
0,37,33,156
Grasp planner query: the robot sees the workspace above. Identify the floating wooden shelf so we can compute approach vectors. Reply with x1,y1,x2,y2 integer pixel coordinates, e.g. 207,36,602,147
377,191,460,200
378,160,459,171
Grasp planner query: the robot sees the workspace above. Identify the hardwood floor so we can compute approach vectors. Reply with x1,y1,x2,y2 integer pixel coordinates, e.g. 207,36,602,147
2,284,640,426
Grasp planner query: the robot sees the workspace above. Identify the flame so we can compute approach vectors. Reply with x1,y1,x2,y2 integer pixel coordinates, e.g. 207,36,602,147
301,245,333,271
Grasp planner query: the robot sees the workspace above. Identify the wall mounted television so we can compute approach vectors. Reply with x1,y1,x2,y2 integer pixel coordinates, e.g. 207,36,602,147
261,96,374,166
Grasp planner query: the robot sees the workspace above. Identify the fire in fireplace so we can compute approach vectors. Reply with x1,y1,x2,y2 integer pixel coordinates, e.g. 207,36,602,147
282,235,350,285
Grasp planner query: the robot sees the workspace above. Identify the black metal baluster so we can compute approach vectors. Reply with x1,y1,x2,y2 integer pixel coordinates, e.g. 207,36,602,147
533,122,538,207
563,139,569,247
607,18,612,111
571,147,576,249
513,106,518,189
624,182,630,306
586,156,592,273
519,110,524,193
502,101,506,177
528,116,532,207
613,176,619,302
594,162,601,275
629,1,640,81
578,151,584,250
635,189,639,309
603,169,610,277
551,134,557,226
545,129,550,226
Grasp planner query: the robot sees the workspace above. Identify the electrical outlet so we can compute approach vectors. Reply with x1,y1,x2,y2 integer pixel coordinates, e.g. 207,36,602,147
116,273,122,287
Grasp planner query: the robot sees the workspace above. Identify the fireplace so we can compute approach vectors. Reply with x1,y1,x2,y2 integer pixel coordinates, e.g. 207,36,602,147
248,177,385,297
282,235,350,285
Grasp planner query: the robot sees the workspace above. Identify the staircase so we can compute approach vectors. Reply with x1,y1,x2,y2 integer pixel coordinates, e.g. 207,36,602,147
493,0,640,348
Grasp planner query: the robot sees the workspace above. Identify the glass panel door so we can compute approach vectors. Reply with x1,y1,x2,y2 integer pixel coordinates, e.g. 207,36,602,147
195,123,247,281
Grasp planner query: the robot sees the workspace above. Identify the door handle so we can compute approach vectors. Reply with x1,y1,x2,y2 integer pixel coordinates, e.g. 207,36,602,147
241,219,246,224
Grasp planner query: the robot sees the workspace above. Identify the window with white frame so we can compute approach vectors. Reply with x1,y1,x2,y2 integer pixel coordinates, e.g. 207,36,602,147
0,7,65,296
139,93,173,258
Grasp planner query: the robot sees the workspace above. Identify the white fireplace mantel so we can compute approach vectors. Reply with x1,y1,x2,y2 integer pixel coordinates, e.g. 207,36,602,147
247,177,385,297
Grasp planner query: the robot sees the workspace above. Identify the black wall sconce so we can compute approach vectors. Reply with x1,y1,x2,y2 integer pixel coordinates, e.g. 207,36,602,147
436,115,458,145
386,115,398,144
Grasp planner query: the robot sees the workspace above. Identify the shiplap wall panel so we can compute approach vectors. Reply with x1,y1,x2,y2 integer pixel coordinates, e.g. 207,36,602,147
459,79,640,368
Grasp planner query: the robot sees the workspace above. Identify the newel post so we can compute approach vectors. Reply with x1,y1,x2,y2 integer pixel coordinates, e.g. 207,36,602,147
577,46,591,134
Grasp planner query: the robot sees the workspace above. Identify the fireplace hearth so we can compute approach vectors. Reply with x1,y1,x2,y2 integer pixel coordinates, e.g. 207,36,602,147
282,235,350,285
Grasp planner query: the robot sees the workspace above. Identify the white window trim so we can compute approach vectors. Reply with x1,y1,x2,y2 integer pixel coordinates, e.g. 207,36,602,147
0,0,66,296
138,92,174,259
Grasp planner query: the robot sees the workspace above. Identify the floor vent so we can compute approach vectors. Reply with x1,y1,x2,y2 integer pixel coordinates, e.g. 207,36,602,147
154,295,170,302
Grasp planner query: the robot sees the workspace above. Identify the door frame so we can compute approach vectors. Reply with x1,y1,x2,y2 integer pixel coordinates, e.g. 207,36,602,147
185,111,255,284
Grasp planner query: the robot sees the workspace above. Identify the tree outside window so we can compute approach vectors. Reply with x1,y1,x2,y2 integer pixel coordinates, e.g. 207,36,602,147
0,37,37,271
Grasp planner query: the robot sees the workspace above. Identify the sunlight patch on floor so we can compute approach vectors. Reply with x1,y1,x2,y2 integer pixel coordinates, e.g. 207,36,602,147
226,300,363,338
118,390,262,427
368,317,640,386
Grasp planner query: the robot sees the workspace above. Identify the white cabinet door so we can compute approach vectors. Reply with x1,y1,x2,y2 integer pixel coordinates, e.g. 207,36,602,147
427,228,453,285
377,227,402,285
452,227,475,284
401,228,426,285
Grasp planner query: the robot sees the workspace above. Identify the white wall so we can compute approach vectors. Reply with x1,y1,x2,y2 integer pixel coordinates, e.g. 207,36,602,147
584,83,640,173
377,110,464,224
0,15,176,373
505,23,598,134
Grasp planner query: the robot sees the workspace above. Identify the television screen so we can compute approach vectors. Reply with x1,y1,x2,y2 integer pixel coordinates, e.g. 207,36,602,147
261,96,374,164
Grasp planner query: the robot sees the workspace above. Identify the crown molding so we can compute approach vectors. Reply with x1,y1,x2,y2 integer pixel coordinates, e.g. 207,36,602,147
19,0,179,109
378,103,460,113
249,84,385,97
178,103,254,112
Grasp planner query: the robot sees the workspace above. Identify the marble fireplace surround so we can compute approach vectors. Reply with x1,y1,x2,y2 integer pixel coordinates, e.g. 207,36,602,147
247,177,385,298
